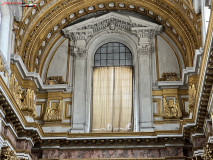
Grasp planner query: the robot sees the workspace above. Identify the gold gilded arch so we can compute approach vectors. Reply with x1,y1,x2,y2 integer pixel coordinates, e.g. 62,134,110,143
14,0,201,73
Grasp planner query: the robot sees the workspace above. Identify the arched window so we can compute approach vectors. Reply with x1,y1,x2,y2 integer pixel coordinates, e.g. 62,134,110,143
92,42,133,132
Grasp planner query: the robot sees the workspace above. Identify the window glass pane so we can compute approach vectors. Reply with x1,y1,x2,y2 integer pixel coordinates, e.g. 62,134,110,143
114,60,119,66
108,46,113,53
95,54,100,60
101,60,107,66
114,53,119,59
114,43,119,47
107,59,113,66
126,59,132,65
114,46,119,53
108,43,113,47
94,42,132,67
126,52,132,59
120,60,125,65
107,53,113,59
120,47,125,52
101,54,106,59
120,53,125,59
95,60,101,66
101,47,107,53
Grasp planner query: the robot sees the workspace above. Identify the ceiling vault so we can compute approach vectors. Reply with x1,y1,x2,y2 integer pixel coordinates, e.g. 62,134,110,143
13,0,201,74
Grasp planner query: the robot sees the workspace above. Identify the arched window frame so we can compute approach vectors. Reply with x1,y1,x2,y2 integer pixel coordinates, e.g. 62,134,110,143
85,33,140,132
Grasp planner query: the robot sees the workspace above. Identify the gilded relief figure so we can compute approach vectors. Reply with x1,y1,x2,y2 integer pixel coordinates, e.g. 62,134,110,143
22,89,36,113
9,74,15,93
0,55,6,76
14,81,23,107
163,98,182,119
43,100,62,121
9,74,23,106
188,84,196,112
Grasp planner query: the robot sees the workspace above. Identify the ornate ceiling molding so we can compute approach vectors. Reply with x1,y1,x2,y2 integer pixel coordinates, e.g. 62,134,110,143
13,0,201,73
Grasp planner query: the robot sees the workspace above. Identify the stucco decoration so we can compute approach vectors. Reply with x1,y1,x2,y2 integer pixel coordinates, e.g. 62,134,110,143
63,12,163,55
62,12,162,133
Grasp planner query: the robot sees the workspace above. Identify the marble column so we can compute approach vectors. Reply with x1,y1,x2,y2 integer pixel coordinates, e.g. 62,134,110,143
70,44,87,133
138,44,154,131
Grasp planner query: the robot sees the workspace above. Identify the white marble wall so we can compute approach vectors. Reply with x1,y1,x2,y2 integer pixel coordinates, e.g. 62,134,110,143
157,35,180,78
47,39,69,82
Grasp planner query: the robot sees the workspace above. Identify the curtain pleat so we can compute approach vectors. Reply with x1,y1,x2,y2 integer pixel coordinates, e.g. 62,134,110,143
92,67,132,133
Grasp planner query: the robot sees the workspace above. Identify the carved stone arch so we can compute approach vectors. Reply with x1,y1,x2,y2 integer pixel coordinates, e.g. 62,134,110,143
85,31,139,132
63,12,162,132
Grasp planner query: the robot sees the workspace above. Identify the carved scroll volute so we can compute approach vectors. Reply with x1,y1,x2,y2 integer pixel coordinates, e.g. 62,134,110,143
163,97,182,119
188,84,196,112
43,100,62,122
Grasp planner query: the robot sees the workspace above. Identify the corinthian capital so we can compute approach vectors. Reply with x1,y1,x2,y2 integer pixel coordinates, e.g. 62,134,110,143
137,44,152,56
70,45,87,59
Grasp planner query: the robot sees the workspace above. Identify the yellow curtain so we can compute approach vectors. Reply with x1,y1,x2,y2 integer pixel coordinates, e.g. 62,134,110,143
92,67,132,132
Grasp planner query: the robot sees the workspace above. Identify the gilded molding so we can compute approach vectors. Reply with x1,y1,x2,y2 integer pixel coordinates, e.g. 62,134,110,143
14,0,200,73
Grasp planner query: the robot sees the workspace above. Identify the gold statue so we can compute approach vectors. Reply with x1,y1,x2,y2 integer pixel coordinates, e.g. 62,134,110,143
163,98,182,119
0,54,7,76
44,100,62,121
202,144,213,160
14,81,23,107
9,74,16,93
188,84,196,112
22,89,36,114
